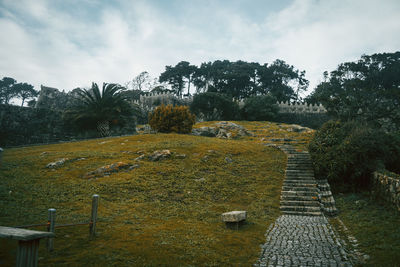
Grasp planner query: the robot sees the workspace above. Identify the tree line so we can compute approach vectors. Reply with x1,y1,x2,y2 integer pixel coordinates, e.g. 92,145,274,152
157,59,309,101
0,77,38,106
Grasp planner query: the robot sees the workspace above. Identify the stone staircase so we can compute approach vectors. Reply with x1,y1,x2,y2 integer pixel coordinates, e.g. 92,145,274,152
279,145,323,216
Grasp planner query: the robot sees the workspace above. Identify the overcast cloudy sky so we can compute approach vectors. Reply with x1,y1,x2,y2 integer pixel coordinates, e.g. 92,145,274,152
1,0,399,96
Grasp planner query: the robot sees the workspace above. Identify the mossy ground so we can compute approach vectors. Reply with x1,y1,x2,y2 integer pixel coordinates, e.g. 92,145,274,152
333,193,400,266
0,121,311,266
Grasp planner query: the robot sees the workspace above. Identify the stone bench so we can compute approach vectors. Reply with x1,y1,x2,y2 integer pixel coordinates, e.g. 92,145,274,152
221,211,247,229
0,226,54,267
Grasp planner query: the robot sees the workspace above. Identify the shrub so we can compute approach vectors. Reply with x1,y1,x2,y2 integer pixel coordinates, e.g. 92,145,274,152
149,105,195,133
241,95,278,121
309,120,400,191
190,92,239,121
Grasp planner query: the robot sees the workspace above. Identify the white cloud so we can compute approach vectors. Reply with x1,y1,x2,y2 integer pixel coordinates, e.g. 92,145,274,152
0,0,399,97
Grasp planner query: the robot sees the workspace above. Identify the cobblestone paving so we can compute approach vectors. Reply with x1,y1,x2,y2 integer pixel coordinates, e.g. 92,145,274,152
256,145,352,266
256,215,352,266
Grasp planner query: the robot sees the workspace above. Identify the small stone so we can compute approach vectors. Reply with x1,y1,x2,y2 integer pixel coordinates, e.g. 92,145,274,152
225,157,233,163
134,154,145,161
221,211,247,222
128,164,140,170
148,150,171,161
175,154,187,159
46,158,69,168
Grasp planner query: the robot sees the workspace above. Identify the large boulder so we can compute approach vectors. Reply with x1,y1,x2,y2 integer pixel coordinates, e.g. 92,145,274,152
192,122,253,139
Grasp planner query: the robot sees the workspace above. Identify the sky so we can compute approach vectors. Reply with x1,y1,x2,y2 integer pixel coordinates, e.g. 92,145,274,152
1,0,399,99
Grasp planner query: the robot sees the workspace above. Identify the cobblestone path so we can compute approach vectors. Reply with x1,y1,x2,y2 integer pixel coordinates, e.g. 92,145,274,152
256,145,352,266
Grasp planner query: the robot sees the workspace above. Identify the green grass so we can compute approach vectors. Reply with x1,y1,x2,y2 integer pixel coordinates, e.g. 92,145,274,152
0,121,311,266
334,192,400,266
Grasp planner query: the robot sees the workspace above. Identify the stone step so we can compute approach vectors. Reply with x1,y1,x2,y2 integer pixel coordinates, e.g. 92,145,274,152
280,205,321,212
319,191,333,197
317,184,331,190
284,180,317,185
282,186,318,192
286,170,314,174
283,182,317,188
280,200,320,207
281,195,317,201
286,163,313,167
281,190,318,197
281,210,323,216
286,168,314,173
285,175,315,180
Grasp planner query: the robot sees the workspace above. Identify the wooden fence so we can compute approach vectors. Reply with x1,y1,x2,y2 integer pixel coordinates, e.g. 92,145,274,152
0,194,99,266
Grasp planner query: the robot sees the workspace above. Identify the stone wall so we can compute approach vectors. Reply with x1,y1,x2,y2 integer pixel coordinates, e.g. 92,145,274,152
272,113,331,129
372,171,400,211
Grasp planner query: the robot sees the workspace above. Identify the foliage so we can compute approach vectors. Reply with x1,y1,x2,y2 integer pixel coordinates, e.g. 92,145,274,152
64,82,134,135
13,82,38,106
0,77,37,106
190,92,240,121
159,61,197,97
0,77,17,104
306,52,400,130
241,94,278,121
334,192,400,266
160,59,308,101
149,104,195,133
308,120,400,190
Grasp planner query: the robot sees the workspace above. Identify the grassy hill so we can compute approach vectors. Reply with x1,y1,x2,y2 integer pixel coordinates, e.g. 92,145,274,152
0,121,313,266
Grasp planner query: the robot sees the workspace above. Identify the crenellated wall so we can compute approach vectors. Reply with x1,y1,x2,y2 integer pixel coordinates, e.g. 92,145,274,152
372,171,400,211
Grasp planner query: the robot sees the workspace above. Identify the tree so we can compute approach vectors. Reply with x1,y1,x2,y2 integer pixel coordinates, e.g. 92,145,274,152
258,60,308,102
241,94,278,121
130,71,151,91
0,77,17,104
190,92,239,121
307,52,400,129
13,83,38,106
65,82,134,136
159,61,197,97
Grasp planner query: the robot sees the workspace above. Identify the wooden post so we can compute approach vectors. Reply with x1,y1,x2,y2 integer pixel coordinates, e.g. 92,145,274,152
47,208,56,252
0,226,53,267
90,194,99,237
17,239,39,267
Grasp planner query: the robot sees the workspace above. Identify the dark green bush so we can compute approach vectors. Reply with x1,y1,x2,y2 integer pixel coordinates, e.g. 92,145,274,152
241,95,278,121
190,92,239,121
149,105,195,133
309,120,400,191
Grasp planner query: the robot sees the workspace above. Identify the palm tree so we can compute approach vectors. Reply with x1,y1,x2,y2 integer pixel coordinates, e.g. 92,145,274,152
66,82,133,137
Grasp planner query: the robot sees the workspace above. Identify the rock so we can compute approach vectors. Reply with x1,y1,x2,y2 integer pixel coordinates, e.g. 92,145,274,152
284,124,313,133
201,155,209,162
193,122,253,139
148,150,171,161
221,211,247,222
191,127,218,137
46,158,69,168
128,164,140,170
175,154,187,159
98,141,110,145
85,162,134,178
134,154,145,161
40,152,48,156
225,156,233,163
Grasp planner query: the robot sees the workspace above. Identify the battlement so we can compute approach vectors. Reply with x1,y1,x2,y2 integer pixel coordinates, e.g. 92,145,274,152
35,86,327,115
277,101,327,114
